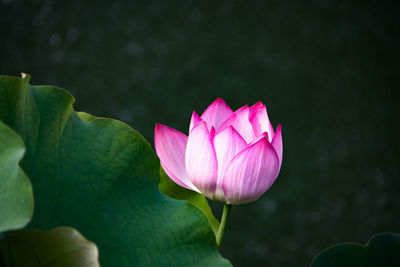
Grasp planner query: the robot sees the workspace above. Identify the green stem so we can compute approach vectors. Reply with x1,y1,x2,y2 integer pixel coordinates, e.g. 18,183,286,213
216,203,232,250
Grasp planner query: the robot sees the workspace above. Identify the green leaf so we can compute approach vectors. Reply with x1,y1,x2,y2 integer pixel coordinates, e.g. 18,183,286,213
159,167,220,236
0,120,33,233
0,227,99,266
310,232,400,267
0,74,230,266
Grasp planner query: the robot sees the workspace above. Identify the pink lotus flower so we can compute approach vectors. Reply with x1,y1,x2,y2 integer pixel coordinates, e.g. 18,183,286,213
155,98,282,205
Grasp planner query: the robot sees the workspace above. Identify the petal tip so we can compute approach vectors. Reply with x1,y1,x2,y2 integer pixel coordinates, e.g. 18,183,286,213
215,97,226,103
155,123,163,130
251,101,265,109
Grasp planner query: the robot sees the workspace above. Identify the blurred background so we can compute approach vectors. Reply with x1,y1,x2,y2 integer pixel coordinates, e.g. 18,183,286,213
1,0,399,266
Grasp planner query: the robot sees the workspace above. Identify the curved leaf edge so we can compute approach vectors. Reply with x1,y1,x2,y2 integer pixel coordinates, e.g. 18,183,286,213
310,232,400,266
0,121,34,233
0,226,100,267
0,73,155,164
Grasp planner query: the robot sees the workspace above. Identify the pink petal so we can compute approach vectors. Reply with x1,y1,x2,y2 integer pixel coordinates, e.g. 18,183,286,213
249,101,264,117
249,104,275,142
155,124,199,192
271,124,283,170
189,111,202,132
213,126,247,200
200,98,233,131
222,138,280,204
218,106,255,144
247,132,268,146
185,121,218,198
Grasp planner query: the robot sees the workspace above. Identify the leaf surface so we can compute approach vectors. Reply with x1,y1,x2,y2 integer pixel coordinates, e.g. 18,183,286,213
159,167,220,236
0,74,230,266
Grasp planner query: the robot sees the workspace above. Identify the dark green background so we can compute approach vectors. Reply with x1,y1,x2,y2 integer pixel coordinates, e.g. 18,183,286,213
1,0,399,266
